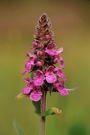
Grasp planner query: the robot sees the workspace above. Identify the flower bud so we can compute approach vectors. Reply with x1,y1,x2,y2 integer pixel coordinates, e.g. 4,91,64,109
45,34,51,39
53,58,58,64
54,67,58,73
33,40,37,46
40,37,43,41
36,61,42,67
38,44,43,49
37,51,43,56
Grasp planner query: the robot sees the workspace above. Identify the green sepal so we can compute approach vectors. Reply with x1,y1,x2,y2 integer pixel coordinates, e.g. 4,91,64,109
13,120,25,135
40,107,62,117
32,100,41,115
30,72,34,79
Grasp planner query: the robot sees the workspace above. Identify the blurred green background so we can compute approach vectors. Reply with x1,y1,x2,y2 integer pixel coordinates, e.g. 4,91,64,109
0,0,90,135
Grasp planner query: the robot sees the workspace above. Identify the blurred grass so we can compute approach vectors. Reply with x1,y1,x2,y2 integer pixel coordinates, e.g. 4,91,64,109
0,0,90,135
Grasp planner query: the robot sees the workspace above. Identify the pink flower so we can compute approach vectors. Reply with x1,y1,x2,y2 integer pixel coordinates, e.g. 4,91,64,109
45,34,51,39
46,66,54,73
22,85,31,94
56,55,64,69
26,52,36,59
22,78,34,94
36,61,42,67
37,51,43,56
20,13,73,102
45,47,57,56
45,66,57,83
30,91,41,101
38,44,43,49
30,87,42,101
45,72,57,83
57,68,66,81
53,58,58,64
54,81,68,96
45,45,63,57
60,89,68,96
54,80,68,96
34,70,45,86
57,47,63,54
22,54,36,75
54,81,65,92
33,40,38,46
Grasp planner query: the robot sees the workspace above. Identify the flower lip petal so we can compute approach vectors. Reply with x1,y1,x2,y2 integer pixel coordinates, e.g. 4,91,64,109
45,48,57,56
57,47,63,54
25,60,31,71
60,89,69,96
30,91,42,101
22,85,31,94
45,72,57,83
55,68,66,81
34,78,44,86
57,70,66,81
54,81,65,92
34,70,45,86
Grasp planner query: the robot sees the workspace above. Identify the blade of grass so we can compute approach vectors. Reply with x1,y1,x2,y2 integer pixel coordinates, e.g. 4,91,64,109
13,120,25,135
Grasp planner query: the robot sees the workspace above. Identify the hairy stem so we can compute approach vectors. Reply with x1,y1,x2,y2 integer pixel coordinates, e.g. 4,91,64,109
40,91,47,135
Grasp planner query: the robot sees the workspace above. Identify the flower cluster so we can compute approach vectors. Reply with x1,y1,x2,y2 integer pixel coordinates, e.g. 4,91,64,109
21,13,69,101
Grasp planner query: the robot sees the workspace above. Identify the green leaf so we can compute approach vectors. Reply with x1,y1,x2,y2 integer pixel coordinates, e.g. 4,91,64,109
13,120,25,135
40,107,62,117
32,100,41,115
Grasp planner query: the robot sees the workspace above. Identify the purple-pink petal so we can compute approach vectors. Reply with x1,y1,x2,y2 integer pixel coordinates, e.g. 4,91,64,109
57,69,66,81
54,81,65,92
45,48,57,56
47,42,55,49
30,91,42,101
25,60,31,71
45,34,51,39
22,85,31,94
57,47,63,54
34,70,45,86
36,61,42,67
56,55,64,69
24,78,31,83
45,72,57,83
60,89,69,96
34,78,44,86
59,56,64,69
46,66,54,73
22,57,35,75
35,70,44,78
26,52,36,59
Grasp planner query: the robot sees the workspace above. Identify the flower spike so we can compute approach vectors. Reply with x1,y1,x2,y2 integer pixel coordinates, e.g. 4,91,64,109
18,13,75,102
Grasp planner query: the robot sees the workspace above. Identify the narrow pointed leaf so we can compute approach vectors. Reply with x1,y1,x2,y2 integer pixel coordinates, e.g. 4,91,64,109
16,93,27,100
13,120,25,135
32,100,41,115
40,107,62,117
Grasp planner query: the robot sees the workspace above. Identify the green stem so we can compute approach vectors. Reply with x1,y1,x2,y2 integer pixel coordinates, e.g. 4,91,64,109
40,91,47,135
